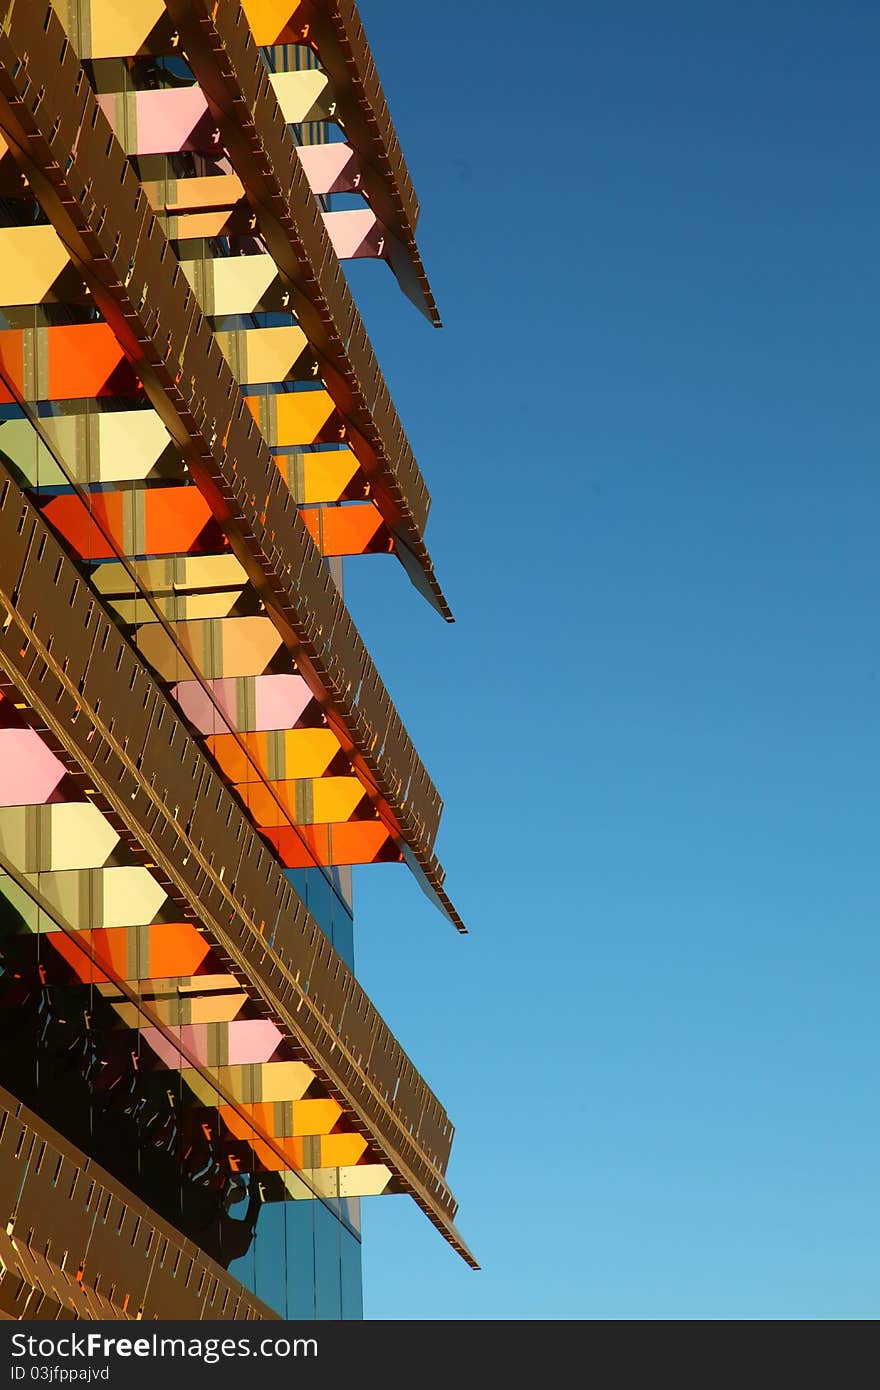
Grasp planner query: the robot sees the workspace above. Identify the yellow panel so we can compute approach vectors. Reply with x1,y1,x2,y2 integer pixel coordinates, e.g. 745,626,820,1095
103,986,248,1028
135,617,283,680
0,226,70,305
179,1061,315,1106
92,554,247,599
161,211,232,241
244,326,308,383
143,174,244,215
246,392,339,447
108,590,241,624
274,447,361,505
302,449,361,504
287,1098,341,1137
310,777,366,824
88,0,166,59
278,728,342,779
276,391,336,442
216,326,308,385
0,409,172,489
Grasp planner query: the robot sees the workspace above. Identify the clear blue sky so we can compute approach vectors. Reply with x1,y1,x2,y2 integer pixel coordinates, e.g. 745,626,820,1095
342,0,880,1319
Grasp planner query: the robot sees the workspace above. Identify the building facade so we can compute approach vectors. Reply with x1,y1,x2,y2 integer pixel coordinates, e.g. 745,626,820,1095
0,0,471,1321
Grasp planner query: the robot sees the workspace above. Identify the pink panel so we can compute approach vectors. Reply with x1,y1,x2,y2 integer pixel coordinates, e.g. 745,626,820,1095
227,1020,284,1064
0,727,67,805
255,674,314,730
323,209,386,260
170,675,313,733
297,142,359,195
170,678,238,735
135,88,214,155
141,1019,283,1070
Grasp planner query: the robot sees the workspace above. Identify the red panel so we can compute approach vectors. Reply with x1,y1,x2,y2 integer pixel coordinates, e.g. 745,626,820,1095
38,488,226,559
47,325,140,399
143,487,214,553
37,493,124,560
0,325,140,401
0,329,23,400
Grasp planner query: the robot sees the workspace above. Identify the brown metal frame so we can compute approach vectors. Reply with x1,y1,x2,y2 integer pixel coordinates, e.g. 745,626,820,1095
294,0,442,327
0,461,476,1267
166,0,451,618
0,0,462,922
0,1083,278,1320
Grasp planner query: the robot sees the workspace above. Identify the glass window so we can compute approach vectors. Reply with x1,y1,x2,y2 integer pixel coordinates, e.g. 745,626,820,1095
340,1225,363,1321
331,894,354,967
284,1200,316,1320
305,871,333,939
253,1199,286,1316
314,1200,342,1320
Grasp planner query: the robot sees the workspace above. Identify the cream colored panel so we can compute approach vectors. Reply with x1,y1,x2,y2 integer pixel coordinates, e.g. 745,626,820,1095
16,866,169,930
0,802,119,872
0,418,67,487
95,410,173,482
270,69,335,124
107,590,241,624
281,1165,393,1199
91,553,248,599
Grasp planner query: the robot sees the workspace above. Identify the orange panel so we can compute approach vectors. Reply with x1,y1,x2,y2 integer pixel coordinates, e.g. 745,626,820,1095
149,924,214,979
300,504,392,556
237,781,297,825
242,0,308,46
206,731,270,784
48,923,211,984
320,1133,369,1167
235,1130,368,1174
143,488,214,554
218,1099,340,1139
263,822,401,867
47,325,139,399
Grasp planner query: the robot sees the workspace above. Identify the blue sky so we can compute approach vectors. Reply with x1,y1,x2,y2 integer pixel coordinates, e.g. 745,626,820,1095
341,1,880,1318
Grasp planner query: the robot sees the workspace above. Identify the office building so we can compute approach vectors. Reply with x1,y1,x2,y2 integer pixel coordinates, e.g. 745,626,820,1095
0,0,471,1321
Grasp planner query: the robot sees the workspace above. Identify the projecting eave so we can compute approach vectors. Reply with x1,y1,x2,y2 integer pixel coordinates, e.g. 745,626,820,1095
170,0,448,615
395,530,455,624
307,0,443,325
242,0,442,326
